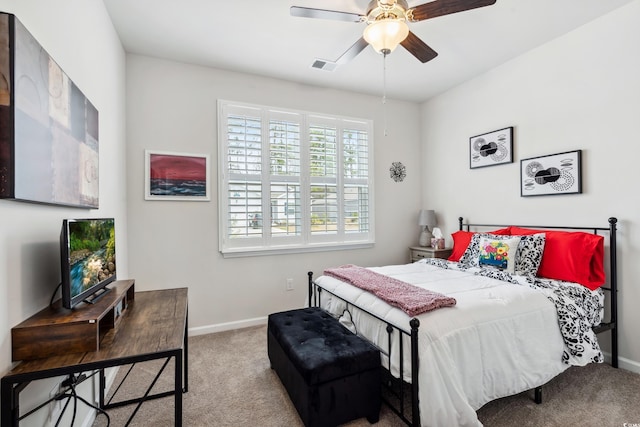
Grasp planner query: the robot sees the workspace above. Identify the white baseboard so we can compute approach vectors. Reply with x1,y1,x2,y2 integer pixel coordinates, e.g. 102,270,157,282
188,316,268,336
616,356,640,374
102,366,120,393
601,351,640,374
80,410,96,427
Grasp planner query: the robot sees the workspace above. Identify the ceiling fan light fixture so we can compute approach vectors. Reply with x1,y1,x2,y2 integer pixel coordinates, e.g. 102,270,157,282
363,18,409,55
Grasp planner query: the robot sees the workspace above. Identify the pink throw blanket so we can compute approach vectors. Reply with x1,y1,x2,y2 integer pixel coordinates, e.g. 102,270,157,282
323,264,456,317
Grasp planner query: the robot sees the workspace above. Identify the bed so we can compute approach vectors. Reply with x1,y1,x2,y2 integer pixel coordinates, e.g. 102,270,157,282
307,217,618,427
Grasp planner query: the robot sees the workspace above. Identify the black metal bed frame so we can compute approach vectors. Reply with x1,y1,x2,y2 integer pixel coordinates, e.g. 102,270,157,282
308,216,618,427
308,271,421,426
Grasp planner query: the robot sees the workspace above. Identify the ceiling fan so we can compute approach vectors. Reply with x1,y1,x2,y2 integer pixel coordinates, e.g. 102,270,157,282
291,0,497,65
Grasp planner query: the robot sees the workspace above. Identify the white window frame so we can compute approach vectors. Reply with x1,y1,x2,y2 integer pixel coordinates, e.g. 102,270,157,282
218,100,375,257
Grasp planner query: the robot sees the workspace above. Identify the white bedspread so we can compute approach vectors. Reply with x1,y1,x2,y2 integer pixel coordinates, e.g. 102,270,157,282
314,261,573,427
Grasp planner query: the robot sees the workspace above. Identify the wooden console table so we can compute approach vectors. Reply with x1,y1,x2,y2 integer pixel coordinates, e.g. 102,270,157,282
1,285,188,426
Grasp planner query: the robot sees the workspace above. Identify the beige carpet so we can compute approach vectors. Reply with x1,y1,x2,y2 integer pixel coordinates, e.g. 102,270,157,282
92,325,640,427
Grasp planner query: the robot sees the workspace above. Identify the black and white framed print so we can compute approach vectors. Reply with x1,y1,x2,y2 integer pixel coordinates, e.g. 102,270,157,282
520,150,582,197
469,127,513,169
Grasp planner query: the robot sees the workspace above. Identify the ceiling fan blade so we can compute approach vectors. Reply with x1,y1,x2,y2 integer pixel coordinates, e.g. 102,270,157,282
400,32,438,63
335,37,369,64
290,6,364,23
409,0,497,22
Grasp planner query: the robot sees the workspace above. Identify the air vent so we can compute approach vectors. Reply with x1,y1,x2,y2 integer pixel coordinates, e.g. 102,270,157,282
311,59,337,71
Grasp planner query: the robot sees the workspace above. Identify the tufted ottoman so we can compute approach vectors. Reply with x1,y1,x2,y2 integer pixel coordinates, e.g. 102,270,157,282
268,307,381,427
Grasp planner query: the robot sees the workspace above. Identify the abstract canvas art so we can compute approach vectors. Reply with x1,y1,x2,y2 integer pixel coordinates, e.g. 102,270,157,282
520,150,582,196
0,13,99,208
144,150,210,201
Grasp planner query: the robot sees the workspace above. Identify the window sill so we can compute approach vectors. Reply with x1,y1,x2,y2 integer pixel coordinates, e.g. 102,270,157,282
220,242,374,258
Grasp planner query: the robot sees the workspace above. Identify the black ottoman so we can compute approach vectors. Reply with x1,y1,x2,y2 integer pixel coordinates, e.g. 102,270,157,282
268,307,381,427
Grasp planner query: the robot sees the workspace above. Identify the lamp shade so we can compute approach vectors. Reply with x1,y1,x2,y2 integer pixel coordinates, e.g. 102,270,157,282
363,18,409,54
418,209,436,227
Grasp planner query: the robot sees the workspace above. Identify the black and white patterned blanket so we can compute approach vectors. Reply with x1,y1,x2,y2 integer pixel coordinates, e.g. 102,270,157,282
422,258,604,366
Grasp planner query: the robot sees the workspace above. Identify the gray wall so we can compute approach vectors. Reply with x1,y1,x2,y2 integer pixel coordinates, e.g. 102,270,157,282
0,0,127,424
420,0,640,371
124,55,423,333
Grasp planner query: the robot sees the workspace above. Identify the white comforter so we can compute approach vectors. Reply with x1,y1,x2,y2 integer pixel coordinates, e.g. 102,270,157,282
314,260,578,427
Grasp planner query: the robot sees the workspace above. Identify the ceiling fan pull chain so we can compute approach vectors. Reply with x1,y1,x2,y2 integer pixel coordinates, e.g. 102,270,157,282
383,52,388,137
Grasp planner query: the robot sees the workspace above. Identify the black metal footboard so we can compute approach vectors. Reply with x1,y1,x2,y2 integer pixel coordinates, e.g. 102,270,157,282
308,272,420,427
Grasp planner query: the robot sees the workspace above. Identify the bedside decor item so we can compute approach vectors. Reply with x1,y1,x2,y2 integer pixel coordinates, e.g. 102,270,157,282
520,150,582,196
389,161,406,182
418,209,436,247
431,227,445,249
0,13,99,208
145,150,210,201
469,127,513,169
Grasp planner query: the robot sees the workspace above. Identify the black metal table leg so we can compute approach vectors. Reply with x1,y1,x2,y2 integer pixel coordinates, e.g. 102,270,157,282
175,351,183,427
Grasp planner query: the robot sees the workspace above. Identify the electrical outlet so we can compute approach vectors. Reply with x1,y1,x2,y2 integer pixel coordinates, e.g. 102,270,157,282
286,278,294,291
48,382,62,426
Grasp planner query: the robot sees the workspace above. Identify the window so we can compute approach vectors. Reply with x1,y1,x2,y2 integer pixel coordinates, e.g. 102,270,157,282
218,100,374,256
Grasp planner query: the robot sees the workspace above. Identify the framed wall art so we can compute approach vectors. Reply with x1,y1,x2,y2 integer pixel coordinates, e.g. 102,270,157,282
0,13,99,208
469,127,513,169
520,150,582,197
145,150,210,201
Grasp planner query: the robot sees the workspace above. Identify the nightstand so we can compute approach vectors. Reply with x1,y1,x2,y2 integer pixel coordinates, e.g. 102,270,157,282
409,246,452,263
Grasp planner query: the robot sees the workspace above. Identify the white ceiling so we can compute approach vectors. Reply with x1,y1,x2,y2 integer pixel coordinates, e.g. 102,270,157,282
103,0,634,103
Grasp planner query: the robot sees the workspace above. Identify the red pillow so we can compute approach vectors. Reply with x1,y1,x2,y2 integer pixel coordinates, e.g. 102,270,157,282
510,226,605,290
448,227,512,262
490,227,512,236
448,231,474,262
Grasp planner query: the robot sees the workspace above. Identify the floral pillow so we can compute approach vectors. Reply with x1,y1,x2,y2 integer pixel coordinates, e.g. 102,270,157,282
460,232,546,277
447,227,511,262
478,236,521,274
459,233,503,266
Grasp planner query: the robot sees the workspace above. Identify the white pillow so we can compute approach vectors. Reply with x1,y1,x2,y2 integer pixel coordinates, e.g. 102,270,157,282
477,236,521,274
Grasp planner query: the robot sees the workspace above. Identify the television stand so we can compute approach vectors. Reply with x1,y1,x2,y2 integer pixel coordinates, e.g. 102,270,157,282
11,280,134,361
84,285,112,305
1,285,188,427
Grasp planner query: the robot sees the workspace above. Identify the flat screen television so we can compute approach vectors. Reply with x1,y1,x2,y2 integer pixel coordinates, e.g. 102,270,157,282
60,218,116,309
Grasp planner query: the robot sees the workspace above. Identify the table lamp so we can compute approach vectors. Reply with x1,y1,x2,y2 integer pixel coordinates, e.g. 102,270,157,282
418,209,436,247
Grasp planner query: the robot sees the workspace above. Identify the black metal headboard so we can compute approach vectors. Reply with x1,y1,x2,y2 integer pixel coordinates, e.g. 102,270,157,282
458,216,618,368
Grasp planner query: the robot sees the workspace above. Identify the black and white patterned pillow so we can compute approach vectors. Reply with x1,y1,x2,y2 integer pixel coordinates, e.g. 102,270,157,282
514,233,545,276
460,232,545,276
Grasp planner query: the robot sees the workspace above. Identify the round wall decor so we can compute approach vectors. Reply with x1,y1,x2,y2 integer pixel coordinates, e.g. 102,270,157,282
390,161,406,182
